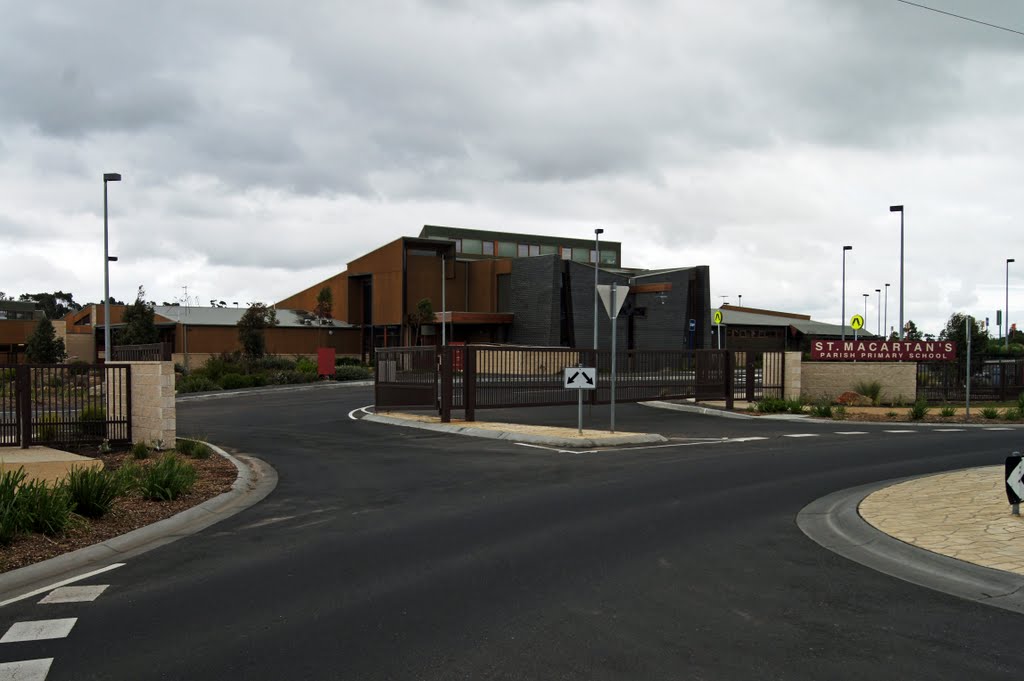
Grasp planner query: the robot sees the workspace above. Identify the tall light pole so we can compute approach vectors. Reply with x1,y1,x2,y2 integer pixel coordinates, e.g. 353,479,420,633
737,294,742,308
841,246,852,340
1007,258,1016,349
593,228,603,349
890,205,904,339
103,172,121,364
884,283,890,340
863,293,868,322
875,288,881,336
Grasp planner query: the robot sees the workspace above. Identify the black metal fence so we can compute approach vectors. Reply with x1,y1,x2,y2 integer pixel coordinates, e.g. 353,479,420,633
375,347,437,410
0,364,131,448
110,342,172,362
733,351,785,401
918,358,1024,402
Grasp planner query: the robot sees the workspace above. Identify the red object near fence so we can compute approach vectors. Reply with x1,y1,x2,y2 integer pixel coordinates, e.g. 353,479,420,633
318,348,336,376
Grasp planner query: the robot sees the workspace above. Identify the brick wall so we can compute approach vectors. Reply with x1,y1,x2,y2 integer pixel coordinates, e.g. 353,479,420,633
783,352,802,400
801,361,917,403
509,257,561,345
110,361,176,446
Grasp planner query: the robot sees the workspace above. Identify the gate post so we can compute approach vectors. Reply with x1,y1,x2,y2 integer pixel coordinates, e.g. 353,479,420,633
725,351,735,410
745,352,755,403
464,347,477,422
17,365,30,449
440,347,453,423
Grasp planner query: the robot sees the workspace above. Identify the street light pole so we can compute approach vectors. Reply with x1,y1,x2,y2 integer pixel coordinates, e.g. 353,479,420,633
841,246,852,340
890,205,904,339
593,228,603,349
1008,258,1016,349
875,288,881,336
884,283,890,340
102,173,121,364
738,294,742,308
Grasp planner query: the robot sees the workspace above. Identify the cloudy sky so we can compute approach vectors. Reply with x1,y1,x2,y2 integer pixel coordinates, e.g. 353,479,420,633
2,0,1022,336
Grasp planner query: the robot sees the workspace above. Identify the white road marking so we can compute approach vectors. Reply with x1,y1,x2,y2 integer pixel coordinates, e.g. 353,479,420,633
347,404,375,420
0,658,53,681
783,434,818,438
934,428,964,432
1,619,77,643
985,427,1014,431
835,431,868,435
39,585,109,604
884,430,917,433
240,515,297,530
0,563,125,608
727,437,769,443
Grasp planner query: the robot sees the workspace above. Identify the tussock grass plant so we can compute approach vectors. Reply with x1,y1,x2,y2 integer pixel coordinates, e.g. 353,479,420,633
1003,407,1023,421
886,411,898,419
67,466,124,518
810,401,833,418
140,454,197,501
854,380,883,406
78,406,106,438
786,399,805,415
18,479,74,536
939,405,956,418
981,407,1001,420
0,468,27,545
832,405,847,420
131,441,151,460
908,400,930,421
756,398,788,414
334,365,372,381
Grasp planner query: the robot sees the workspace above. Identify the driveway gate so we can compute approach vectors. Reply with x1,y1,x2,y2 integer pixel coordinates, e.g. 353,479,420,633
0,364,131,449
374,347,438,410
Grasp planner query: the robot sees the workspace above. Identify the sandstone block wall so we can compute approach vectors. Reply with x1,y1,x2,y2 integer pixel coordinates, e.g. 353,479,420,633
801,362,917,403
110,361,176,446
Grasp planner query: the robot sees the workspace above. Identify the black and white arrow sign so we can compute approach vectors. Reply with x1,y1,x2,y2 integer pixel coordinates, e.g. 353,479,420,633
564,367,597,390
1006,454,1024,505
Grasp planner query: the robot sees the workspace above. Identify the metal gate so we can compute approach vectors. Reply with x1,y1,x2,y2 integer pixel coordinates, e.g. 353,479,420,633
0,365,131,449
374,347,438,410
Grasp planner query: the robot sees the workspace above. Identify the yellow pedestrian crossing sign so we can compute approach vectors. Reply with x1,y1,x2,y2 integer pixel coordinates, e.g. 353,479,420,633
850,314,865,330
713,310,723,325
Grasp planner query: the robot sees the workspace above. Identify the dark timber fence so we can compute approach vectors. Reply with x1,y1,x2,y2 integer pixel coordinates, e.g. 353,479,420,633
0,364,131,448
110,342,172,362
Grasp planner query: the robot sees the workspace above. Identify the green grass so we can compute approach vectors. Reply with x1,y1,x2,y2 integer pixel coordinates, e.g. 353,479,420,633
140,454,197,501
67,466,125,518
18,478,74,536
0,468,27,545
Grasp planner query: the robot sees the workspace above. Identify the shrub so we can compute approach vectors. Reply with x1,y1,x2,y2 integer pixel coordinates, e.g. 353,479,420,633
939,405,956,418
334,365,372,381
756,397,788,414
0,468,27,544
219,373,255,390
1003,407,1022,421
786,398,805,415
981,407,1001,420
908,400,930,421
833,405,847,420
200,353,243,382
68,361,92,376
140,454,197,501
0,367,15,382
177,375,222,394
254,356,297,371
853,380,883,406
45,373,64,388
267,370,314,385
17,478,74,536
335,356,364,367
176,438,197,456
176,438,212,459
67,466,123,518
111,461,142,495
1017,392,1024,413
35,413,63,442
131,441,150,460
886,411,898,419
810,401,833,418
295,357,317,374
78,405,107,438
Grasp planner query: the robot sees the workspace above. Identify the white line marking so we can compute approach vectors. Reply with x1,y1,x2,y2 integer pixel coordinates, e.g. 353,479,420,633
1,619,77,643
0,563,125,608
884,430,917,433
348,404,375,420
240,515,296,530
39,585,109,604
934,428,964,432
835,431,868,435
727,436,769,443
0,658,53,681
514,442,560,451
985,427,1014,431
783,434,819,438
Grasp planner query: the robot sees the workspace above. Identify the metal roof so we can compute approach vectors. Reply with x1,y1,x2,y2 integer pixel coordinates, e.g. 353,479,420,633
718,308,876,338
153,306,355,329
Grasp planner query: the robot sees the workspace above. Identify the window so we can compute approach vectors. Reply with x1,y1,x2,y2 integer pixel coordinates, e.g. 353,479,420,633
590,249,598,264
571,248,588,263
529,244,540,256
517,244,529,257
540,244,558,255
461,238,482,255
498,241,516,257
482,241,495,256
600,250,616,265
454,239,462,253
561,247,572,260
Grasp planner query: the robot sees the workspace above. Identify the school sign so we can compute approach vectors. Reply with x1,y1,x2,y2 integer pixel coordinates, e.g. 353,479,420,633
811,340,957,361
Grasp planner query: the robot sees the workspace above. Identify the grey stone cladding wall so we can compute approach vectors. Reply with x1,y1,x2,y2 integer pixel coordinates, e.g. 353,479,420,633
509,256,562,346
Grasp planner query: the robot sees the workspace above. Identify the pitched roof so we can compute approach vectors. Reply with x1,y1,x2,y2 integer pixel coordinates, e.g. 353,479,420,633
154,306,355,329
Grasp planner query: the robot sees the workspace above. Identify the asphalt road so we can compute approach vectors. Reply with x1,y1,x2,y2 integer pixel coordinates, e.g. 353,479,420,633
2,385,1021,680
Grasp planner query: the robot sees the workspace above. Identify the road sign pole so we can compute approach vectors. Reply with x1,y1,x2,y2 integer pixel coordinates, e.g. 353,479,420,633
965,315,971,420
610,282,617,434
577,362,583,435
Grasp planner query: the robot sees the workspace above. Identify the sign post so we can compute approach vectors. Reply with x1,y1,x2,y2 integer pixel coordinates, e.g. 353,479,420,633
1006,452,1023,516
597,282,630,433
713,309,723,349
850,314,864,341
564,365,596,434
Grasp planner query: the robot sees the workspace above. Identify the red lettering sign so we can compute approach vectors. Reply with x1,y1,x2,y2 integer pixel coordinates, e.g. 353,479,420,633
810,340,956,361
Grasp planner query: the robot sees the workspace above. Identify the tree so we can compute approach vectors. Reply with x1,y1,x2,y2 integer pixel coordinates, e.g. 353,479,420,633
939,312,989,367
903,320,923,341
25,318,67,363
117,286,160,346
18,291,81,319
237,303,278,360
407,298,434,346
314,287,333,320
